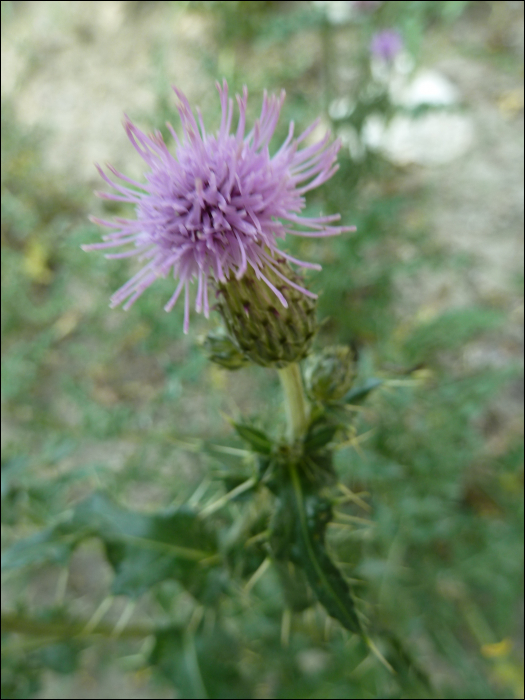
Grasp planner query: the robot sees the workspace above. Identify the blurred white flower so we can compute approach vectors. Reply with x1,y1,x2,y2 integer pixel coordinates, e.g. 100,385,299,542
362,111,474,166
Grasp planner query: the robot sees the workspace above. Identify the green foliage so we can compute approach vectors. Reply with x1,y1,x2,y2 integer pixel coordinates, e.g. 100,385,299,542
3,493,220,600
304,415,340,452
189,0,279,42
1,528,74,573
1,656,42,700
36,640,82,675
1,1,522,699
403,307,505,364
67,494,219,599
233,422,273,455
151,625,251,699
344,378,384,405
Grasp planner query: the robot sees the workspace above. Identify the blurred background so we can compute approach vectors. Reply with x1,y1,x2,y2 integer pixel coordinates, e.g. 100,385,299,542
1,1,523,698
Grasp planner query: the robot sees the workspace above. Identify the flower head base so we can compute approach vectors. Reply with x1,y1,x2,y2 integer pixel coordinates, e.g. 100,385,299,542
216,256,317,368
84,81,354,332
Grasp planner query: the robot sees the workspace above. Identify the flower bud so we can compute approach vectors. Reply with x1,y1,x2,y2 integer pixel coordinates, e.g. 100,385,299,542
215,259,317,368
305,346,355,401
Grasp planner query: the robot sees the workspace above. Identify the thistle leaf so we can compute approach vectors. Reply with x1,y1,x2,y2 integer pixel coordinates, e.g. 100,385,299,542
59,493,219,600
270,465,362,634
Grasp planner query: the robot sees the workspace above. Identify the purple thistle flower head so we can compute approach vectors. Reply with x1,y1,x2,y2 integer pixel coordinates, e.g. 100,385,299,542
84,81,354,333
370,29,403,63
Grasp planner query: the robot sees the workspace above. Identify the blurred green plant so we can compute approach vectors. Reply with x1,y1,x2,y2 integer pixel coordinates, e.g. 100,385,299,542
2,2,523,700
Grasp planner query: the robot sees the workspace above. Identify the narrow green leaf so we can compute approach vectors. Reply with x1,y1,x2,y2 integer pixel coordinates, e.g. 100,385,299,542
233,423,273,454
304,421,339,451
343,378,383,405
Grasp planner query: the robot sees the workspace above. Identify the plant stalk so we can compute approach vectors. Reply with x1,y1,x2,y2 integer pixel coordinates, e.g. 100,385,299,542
277,363,309,442
1,611,152,641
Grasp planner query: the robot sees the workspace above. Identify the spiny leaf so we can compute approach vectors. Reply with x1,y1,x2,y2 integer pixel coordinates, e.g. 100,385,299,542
59,493,220,599
290,477,362,634
270,467,362,634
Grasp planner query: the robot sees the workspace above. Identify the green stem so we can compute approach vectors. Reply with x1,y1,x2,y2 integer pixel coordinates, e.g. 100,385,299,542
1,611,152,641
277,363,309,442
320,16,332,116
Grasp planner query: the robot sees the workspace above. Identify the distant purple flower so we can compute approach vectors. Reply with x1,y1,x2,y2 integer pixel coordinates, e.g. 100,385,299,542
84,81,353,333
370,29,403,63
352,1,382,11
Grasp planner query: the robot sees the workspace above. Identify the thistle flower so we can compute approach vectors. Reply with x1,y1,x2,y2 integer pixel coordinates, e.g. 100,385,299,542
370,29,403,64
84,81,353,333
